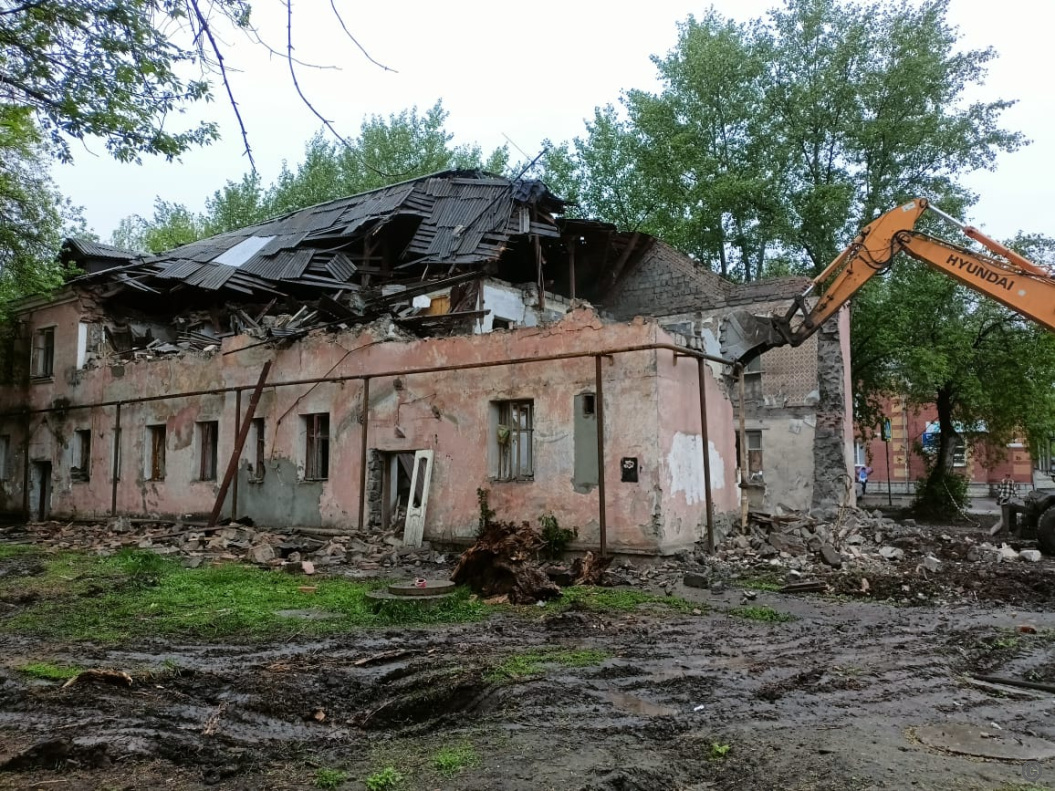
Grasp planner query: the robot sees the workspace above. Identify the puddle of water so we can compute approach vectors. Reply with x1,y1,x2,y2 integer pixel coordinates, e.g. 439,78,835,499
602,690,677,717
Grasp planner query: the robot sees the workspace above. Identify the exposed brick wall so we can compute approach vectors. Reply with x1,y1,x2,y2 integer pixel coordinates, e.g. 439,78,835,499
604,240,734,320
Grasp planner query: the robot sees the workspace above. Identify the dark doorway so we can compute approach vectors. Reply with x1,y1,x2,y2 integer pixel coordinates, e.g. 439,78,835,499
30,461,51,521
381,452,416,530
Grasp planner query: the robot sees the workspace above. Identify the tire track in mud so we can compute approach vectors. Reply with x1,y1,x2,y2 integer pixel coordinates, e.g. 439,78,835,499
2,597,1055,789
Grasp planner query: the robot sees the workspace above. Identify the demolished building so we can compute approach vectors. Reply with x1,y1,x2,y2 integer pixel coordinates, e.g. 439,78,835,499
0,171,853,553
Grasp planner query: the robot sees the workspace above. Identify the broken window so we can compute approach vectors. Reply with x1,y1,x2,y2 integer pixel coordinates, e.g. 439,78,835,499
582,393,596,417
71,429,91,482
146,424,166,481
304,413,330,480
496,400,534,480
250,417,265,481
0,434,9,480
746,429,763,473
198,421,218,481
492,317,515,331
743,353,762,401
31,327,54,378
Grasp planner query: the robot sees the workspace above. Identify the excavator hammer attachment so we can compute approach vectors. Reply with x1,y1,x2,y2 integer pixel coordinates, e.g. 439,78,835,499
719,310,792,365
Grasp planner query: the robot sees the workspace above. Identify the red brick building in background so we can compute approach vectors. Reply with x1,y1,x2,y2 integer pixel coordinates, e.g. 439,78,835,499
857,395,1035,498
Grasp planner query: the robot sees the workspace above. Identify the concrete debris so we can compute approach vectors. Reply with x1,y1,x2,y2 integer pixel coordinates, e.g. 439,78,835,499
999,544,1020,563
820,544,843,568
922,555,942,573
1020,550,1043,563
0,519,451,575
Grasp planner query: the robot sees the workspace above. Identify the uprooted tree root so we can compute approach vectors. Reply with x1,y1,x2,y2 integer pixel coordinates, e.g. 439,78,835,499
451,520,561,604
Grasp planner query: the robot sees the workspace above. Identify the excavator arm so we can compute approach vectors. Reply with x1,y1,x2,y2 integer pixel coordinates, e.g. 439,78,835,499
721,198,1055,362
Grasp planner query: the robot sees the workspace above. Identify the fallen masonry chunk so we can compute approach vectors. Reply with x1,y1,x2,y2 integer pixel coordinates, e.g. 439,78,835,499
820,544,843,568
768,533,807,556
922,555,942,573
1020,549,1042,563
878,546,904,561
683,572,709,589
248,544,276,564
999,544,1020,562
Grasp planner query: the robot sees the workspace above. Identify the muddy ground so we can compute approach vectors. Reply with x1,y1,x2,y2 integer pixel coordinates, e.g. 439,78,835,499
3,521,1055,790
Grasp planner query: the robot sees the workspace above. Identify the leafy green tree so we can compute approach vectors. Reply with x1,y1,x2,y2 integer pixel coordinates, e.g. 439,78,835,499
0,0,252,163
0,107,74,303
852,240,1055,518
541,0,1022,281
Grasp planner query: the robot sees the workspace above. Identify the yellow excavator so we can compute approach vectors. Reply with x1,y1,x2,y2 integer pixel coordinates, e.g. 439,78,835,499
720,198,1055,550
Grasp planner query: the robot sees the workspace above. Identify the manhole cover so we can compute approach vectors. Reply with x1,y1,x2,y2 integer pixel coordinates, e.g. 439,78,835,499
915,724,1055,761
387,579,456,597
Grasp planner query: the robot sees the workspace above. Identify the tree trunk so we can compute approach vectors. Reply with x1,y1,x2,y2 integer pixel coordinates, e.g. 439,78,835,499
933,384,959,476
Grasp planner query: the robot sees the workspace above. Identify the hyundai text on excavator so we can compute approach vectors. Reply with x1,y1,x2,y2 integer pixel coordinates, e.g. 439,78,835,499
719,198,1055,551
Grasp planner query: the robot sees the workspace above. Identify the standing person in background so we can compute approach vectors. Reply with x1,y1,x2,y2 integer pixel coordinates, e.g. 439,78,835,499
857,464,873,496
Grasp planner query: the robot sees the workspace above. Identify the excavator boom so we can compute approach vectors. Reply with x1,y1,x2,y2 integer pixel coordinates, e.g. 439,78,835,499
720,198,1055,363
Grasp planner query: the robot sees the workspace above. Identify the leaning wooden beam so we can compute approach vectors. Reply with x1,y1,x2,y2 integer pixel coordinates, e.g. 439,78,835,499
208,361,272,527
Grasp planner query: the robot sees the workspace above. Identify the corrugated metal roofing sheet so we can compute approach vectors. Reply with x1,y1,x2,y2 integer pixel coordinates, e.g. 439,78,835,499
69,170,565,300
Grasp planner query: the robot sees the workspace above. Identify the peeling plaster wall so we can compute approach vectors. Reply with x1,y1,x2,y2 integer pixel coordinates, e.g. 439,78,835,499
655,351,738,549
0,303,739,555
657,302,854,514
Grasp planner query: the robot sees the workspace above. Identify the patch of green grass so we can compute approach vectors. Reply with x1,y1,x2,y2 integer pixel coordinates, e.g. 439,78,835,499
432,744,480,777
314,768,348,789
487,646,609,682
0,543,38,559
364,766,404,791
735,572,783,592
558,586,697,614
18,661,82,680
728,605,796,623
0,549,486,642
708,742,731,761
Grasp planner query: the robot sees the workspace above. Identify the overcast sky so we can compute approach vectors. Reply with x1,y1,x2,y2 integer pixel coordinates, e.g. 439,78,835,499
52,0,1055,244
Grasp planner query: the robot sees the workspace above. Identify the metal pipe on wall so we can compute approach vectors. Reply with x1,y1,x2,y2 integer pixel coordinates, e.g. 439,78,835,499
737,363,748,531
697,357,715,552
358,377,370,531
594,355,607,558
231,389,241,521
111,403,121,516
21,413,30,517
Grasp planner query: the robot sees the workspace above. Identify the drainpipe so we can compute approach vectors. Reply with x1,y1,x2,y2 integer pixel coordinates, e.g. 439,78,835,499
358,377,370,531
737,363,748,531
697,357,715,552
21,412,30,518
111,403,121,516
231,389,241,521
594,355,607,557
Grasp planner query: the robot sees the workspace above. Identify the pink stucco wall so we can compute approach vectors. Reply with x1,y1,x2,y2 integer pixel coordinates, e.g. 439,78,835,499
0,300,738,554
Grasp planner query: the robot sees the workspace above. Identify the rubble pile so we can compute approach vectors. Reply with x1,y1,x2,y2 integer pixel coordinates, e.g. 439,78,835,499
0,518,450,574
714,508,1039,571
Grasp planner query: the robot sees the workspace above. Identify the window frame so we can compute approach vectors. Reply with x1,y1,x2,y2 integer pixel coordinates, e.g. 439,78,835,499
197,420,218,481
742,353,762,401
496,399,534,481
71,428,91,482
31,326,55,379
146,424,166,481
745,429,764,473
249,417,265,482
303,413,330,481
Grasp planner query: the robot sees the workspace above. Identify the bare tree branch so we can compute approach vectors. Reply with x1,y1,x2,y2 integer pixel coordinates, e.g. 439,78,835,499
329,0,397,73
189,0,256,171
